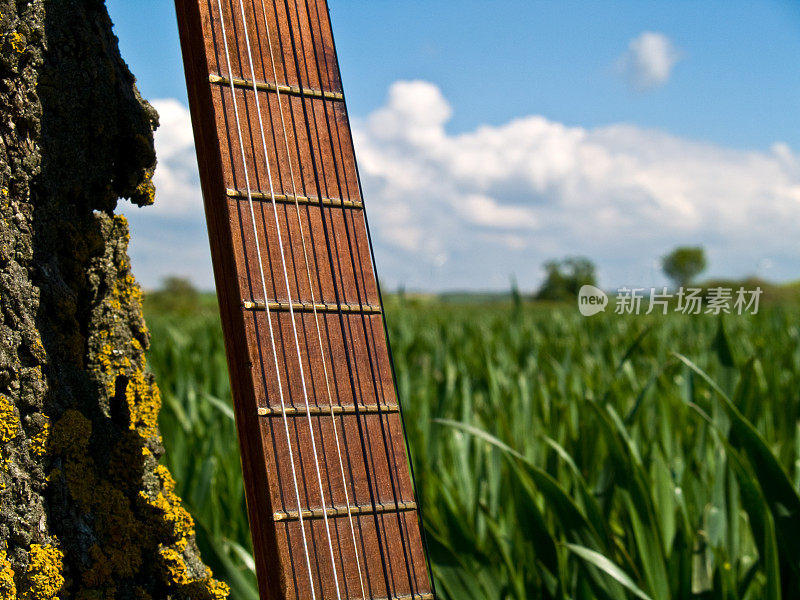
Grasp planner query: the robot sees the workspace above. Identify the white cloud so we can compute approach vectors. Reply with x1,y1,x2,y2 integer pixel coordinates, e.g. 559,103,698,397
354,80,800,290
118,85,800,292
616,32,681,91
121,98,213,289
148,99,203,216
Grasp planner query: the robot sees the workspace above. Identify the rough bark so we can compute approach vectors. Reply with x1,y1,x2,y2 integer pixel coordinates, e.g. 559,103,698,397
0,1,229,598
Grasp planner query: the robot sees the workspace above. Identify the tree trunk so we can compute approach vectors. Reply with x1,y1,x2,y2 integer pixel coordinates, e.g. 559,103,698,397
0,1,229,598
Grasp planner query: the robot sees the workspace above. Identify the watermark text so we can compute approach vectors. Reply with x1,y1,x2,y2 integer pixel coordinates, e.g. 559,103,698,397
578,286,762,317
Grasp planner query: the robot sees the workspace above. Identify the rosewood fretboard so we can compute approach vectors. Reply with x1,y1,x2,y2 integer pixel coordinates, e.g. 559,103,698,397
173,1,434,599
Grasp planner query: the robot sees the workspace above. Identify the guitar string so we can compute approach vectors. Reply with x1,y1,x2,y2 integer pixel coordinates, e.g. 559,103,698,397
272,0,399,595
253,0,366,597
276,2,405,594
211,0,434,596
221,7,330,594
309,2,438,595
285,1,420,596
209,2,359,596
241,11,351,596
277,47,402,600
320,64,422,594
222,2,325,594
287,0,413,593
214,1,318,596
200,5,305,596
261,5,382,596
265,3,393,595
291,0,420,595
308,17,420,587
232,1,344,598
251,2,370,597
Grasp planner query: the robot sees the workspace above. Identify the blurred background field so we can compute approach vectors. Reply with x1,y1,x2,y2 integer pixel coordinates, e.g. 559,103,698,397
145,283,800,600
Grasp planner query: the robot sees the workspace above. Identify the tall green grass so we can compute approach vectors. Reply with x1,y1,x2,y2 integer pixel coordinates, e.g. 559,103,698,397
145,297,800,599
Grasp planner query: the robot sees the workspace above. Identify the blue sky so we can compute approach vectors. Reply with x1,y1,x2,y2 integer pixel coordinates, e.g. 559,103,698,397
107,1,800,291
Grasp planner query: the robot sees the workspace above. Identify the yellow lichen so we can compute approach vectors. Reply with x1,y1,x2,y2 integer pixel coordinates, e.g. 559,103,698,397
94,342,131,396
139,465,195,543
202,572,230,600
114,213,129,232
111,215,133,271
28,419,50,457
22,543,63,600
35,256,229,598
133,173,156,207
0,395,19,488
0,395,19,444
29,338,46,364
0,550,16,600
107,274,143,313
143,464,229,597
157,547,229,599
157,547,192,586
9,32,24,54
125,370,161,440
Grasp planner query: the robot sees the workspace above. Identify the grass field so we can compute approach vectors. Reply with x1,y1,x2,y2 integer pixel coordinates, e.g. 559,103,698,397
144,294,800,600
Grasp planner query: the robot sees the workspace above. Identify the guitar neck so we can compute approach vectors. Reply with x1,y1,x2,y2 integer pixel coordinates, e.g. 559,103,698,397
173,0,435,598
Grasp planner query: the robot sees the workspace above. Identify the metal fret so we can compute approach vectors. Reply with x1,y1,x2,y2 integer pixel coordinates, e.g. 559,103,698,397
258,404,400,417
273,500,417,523
381,595,435,600
243,300,382,314
209,73,344,101
226,188,363,209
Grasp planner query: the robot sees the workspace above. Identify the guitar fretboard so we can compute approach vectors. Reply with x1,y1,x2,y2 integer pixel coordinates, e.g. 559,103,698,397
174,0,435,599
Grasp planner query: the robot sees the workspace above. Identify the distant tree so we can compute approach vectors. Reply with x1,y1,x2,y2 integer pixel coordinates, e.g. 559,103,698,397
536,257,597,302
146,276,200,314
662,246,707,288
161,275,200,299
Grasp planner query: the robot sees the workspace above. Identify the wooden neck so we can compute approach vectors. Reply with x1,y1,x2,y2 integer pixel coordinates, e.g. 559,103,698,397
174,0,435,598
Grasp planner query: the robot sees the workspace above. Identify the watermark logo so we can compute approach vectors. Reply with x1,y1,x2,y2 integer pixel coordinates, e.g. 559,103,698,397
578,286,762,317
578,285,609,316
